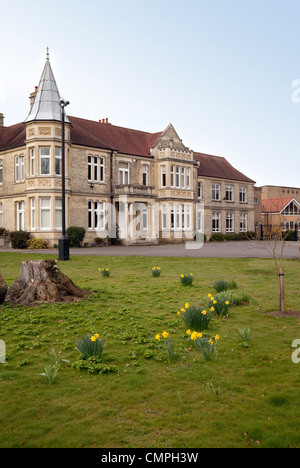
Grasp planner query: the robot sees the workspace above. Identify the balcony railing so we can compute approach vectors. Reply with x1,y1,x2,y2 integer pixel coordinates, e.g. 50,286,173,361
114,184,156,197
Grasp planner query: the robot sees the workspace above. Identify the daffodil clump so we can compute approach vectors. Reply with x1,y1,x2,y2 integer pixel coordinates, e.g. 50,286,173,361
155,331,175,363
187,329,220,361
178,302,213,332
180,273,194,286
75,333,105,360
152,266,161,277
99,268,110,278
207,293,230,318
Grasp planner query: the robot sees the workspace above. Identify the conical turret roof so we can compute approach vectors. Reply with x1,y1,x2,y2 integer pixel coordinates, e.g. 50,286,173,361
24,57,69,124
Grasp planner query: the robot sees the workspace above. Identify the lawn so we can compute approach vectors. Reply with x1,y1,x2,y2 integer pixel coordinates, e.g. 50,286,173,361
0,252,299,448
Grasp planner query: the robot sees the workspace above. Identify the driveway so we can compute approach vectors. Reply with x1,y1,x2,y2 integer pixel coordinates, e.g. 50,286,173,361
1,241,299,259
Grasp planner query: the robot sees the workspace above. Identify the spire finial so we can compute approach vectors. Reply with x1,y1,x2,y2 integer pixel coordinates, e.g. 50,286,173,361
46,47,49,60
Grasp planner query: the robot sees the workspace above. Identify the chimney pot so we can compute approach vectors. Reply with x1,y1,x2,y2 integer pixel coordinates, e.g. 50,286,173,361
0,113,4,127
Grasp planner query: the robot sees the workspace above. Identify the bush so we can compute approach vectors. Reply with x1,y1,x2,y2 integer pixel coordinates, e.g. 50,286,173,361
66,226,86,247
213,279,238,293
282,230,296,242
99,268,110,278
179,303,213,332
180,274,194,286
0,228,9,238
10,231,32,249
151,267,161,277
27,238,49,250
208,294,231,318
209,232,256,242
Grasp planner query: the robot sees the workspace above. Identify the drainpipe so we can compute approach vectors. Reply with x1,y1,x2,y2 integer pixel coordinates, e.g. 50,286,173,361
110,150,114,237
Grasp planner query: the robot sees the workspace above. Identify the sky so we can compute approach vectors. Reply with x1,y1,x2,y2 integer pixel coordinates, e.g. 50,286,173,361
1,0,300,187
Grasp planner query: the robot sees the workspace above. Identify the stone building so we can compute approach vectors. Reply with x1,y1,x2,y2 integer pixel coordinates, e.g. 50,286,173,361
0,56,256,246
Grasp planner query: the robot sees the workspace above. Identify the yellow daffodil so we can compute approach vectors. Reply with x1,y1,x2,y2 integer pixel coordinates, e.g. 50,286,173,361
210,297,214,301
201,310,207,315
213,300,217,305
209,339,214,345
90,335,96,342
162,331,169,339
185,302,189,309
177,311,181,316
210,307,215,312
94,333,100,339
181,274,184,278
208,293,212,298
186,329,191,336
225,301,230,305
155,334,161,341
215,334,220,341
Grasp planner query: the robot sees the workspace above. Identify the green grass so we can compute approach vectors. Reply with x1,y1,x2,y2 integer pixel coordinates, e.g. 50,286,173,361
0,252,299,448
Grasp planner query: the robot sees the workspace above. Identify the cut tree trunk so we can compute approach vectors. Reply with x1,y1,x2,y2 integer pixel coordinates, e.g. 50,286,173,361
5,259,86,306
0,271,7,304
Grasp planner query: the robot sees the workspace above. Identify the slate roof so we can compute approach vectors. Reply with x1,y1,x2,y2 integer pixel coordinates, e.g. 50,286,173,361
194,152,255,183
24,58,69,124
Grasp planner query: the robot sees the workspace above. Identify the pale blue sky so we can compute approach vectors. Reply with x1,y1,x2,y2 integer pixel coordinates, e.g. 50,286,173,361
1,0,300,187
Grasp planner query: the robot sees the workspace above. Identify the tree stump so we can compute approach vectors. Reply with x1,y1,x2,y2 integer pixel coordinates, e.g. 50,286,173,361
5,259,86,306
0,271,7,304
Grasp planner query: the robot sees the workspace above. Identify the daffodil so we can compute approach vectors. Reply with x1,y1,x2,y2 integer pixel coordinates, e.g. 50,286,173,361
155,334,161,341
162,331,169,339
186,329,191,336
215,334,220,341
225,301,230,305
90,335,96,342
185,302,189,309
201,310,207,315
210,307,215,312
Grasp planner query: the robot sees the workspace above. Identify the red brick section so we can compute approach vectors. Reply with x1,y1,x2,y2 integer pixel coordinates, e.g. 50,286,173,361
261,197,294,213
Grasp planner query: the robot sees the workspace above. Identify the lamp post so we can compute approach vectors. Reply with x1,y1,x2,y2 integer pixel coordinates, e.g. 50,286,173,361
59,98,70,261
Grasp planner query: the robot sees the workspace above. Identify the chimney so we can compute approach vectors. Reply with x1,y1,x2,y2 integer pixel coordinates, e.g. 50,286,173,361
99,118,110,124
29,86,38,107
0,113,4,127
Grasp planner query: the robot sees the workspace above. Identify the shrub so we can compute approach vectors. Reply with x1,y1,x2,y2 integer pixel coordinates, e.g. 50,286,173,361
75,333,105,360
213,279,229,293
180,274,194,286
99,268,110,278
0,228,9,237
66,226,86,247
10,231,32,249
208,294,231,318
213,279,238,293
179,303,213,332
26,238,49,250
282,230,296,242
151,267,161,277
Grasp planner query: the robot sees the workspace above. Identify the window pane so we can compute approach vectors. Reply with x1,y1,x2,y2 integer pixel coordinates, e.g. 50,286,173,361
41,158,50,175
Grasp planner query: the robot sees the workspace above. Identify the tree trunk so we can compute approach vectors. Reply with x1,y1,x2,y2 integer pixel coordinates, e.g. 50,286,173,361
0,271,7,304
278,267,286,313
5,259,86,306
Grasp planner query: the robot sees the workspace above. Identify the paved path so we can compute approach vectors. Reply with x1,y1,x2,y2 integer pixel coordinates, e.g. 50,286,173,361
1,241,299,259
